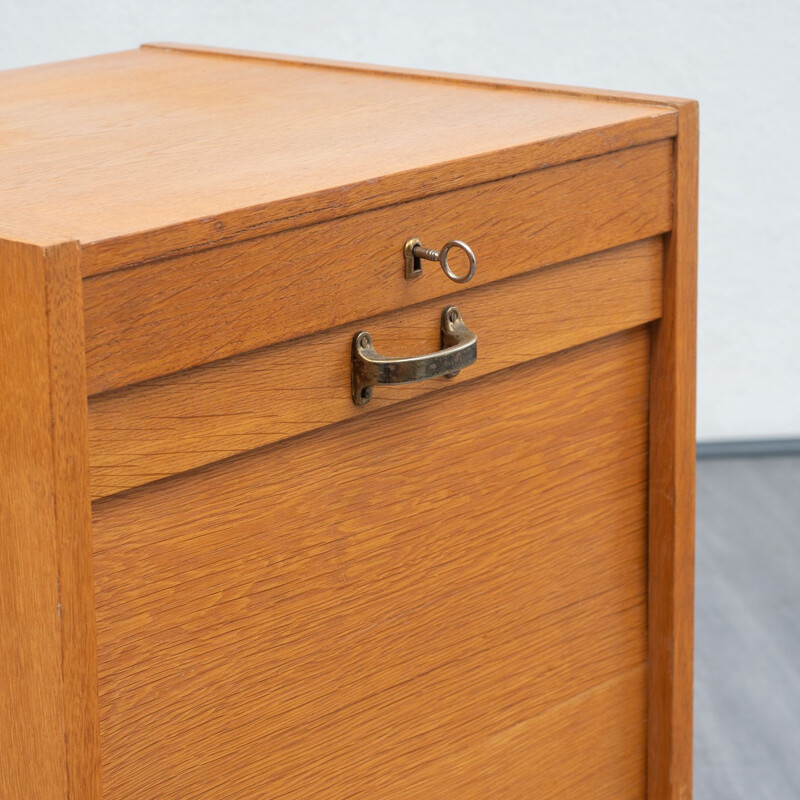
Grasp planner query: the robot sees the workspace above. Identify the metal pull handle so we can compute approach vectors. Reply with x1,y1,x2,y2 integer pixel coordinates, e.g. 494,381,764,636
351,306,477,405
404,238,477,283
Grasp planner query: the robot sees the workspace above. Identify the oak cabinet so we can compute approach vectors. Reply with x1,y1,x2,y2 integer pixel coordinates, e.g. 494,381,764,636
0,44,697,799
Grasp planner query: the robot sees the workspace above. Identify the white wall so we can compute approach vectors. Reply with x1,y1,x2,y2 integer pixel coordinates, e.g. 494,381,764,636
2,0,798,441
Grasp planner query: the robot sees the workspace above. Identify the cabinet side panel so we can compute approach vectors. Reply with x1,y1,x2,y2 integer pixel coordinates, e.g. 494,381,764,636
648,104,698,799
0,238,101,799
0,239,69,799
44,242,103,800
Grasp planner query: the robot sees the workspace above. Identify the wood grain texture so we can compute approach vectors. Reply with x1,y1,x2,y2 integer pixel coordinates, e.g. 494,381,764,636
0,47,675,273
1,43,697,797
88,236,663,499
148,42,693,108
43,241,103,800
83,140,673,394
91,328,651,800
0,237,100,799
647,100,698,799
0,239,67,798
385,666,648,799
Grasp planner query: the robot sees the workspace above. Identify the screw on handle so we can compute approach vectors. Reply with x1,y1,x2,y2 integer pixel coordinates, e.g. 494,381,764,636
404,238,477,283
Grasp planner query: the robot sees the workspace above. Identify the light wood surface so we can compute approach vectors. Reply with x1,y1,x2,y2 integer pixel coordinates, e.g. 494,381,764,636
0,47,675,274
148,41,694,108
88,236,663,499
647,100,698,799
386,666,647,799
0,237,100,799
91,328,650,799
83,140,672,394
0,44,698,798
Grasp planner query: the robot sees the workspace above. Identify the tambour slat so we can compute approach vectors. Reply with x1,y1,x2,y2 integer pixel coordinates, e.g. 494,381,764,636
88,236,663,499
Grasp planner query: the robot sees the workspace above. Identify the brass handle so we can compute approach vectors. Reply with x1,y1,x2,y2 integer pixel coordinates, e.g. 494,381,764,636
351,306,477,405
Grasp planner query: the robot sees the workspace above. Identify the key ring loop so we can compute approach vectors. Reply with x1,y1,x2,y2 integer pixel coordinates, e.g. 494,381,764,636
438,240,477,283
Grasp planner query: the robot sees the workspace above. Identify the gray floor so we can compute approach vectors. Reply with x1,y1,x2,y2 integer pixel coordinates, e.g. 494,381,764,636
695,456,800,799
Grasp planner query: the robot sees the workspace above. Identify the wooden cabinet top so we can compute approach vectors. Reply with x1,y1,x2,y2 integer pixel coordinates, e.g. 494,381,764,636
0,43,680,274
